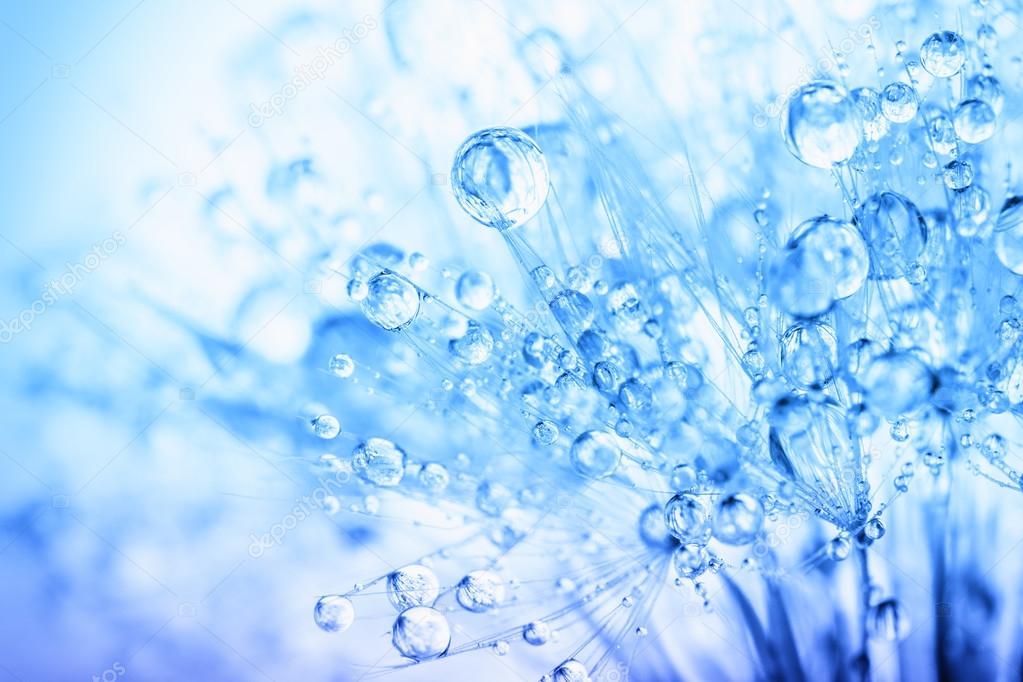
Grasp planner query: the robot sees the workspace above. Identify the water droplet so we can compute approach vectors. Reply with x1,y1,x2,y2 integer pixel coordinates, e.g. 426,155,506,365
782,81,861,168
311,415,341,439
966,74,1005,115
942,160,974,190
827,536,852,561
533,419,560,445
673,543,710,578
387,565,440,611
456,269,496,310
352,438,407,486
314,595,355,632
670,464,698,491
449,321,494,365
361,271,421,331
523,620,551,645
851,87,890,142
392,606,451,660
329,353,355,378
781,322,838,390
713,493,764,545
881,82,918,123
769,216,869,317
664,493,711,544
994,197,1023,273
855,192,927,279
954,99,997,144
569,430,621,478
550,289,595,334
868,599,910,641
456,570,505,612
861,352,934,417
451,127,549,230
418,462,450,492
920,31,966,77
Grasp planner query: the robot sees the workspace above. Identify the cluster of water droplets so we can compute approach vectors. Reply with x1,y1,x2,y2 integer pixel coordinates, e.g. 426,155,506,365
215,12,1023,681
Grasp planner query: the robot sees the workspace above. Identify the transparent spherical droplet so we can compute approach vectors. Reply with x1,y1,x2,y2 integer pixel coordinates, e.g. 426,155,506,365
314,595,355,632
456,269,496,310
942,160,973,190
392,606,451,660
451,127,549,230
855,192,927,279
606,282,645,332
954,99,996,144
827,536,852,561
781,81,861,168
966,74,1004,115
781,322,838,390
951,185,990,236
861,351,935,417
977,23,997,51
387,565,440,611
639,503,674,549
769,216,869,317
456,570,505,612
361,271,421,331
449,321,494,365
569,430,621,478
673,543,710,578
352,437,407,486
863,517,886,540
713,493,764,545
347,278,368,302
868,598,910,641
550,289,595,334
920,31,966,77
664,492,711,544
476,481,512,516
522,620,551,646
926,112,957,155
881,82,918,123
408,252,428,271
618,379,652,413
418,462,450,492
850,87,890,142
329,353,355,378
995,197,1023,273
355,243,404,274
311,415,341,439
533,419,559,445
551,659,590,682
671,463,698,491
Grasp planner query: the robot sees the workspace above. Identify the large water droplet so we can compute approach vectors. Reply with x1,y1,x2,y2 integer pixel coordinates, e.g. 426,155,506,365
781,81,861,168
569,430,621,478
769,216,869,317
361,271,421,331
920,31,966,78
451,127,550,230
392,606,451,660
